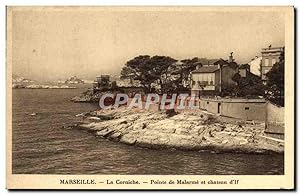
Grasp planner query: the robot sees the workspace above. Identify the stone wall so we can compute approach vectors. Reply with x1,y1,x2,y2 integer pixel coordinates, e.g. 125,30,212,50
265,101,284,139
221,101,266,121
200,98,266,121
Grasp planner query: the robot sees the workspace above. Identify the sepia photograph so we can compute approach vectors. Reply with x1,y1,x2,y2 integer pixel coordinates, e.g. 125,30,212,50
6,6,294,190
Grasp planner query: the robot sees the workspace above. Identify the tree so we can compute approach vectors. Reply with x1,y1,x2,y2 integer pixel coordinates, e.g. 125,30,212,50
120,55,152,92
120,55,177,93
222,85,237,96
111,81,118,90
120,66,135,85
265,49,285,106
121,56,206,94
160,57,200,93
179,57,201,87
232,70,265,97
148,55,178,93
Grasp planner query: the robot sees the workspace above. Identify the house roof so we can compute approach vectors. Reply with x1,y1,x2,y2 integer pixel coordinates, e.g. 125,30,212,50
192,65,219,73
239,64,250,69
228,62,238,69
213,58,228,65
193,58,219,65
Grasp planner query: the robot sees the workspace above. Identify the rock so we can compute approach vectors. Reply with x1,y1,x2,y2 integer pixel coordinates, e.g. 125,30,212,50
175,128,190,135
88,117,101,121
208,130,214,137
166,109,177,117
96,129,114,137
131,123,145,131
246,120,256,125
97,114,114,121
120,120,128,125
120,134,137,145
75,113,85,117
109,132,122,141
78,109,283,154
136,135,160,148
221,140,229,144
239,139,248,145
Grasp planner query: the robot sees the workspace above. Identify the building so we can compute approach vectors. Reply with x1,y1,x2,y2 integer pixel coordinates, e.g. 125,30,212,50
248,56,262,76
94,75,111,89
199,97,267,121
261,46,284,81
238,64,251,78
190,53,238,96
93,75,144,97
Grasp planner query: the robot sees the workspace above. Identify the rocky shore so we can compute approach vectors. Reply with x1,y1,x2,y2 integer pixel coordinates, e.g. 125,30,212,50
78,108,284,154
71,89,123,102
71,90,100,102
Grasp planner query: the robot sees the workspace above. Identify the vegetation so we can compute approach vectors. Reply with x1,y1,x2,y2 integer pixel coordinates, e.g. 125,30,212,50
121,55,199,93
120,52,285,107
265,49,285,106
231,67,265,97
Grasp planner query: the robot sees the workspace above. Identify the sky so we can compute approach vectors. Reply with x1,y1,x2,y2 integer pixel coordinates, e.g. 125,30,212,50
10,7,285,81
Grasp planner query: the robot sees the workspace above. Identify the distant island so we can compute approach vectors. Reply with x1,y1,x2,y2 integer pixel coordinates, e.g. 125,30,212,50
58,76,94,84
12,74,76,89
12,74,35,83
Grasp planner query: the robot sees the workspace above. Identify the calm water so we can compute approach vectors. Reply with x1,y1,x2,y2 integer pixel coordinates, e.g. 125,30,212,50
12,89,284,175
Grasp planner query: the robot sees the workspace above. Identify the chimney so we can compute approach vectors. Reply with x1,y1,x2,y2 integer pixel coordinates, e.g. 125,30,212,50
228,52,234,63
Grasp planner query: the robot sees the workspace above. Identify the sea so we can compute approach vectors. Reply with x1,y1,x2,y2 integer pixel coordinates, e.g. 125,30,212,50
12,86,284,175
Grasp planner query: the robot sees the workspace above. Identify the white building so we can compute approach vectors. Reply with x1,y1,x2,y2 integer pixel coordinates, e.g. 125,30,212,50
191,66,218,93
261,46,284,81
190,58,238,97
248,56,262,76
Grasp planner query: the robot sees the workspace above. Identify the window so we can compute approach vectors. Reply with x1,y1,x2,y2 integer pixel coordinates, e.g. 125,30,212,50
272,58,276,65
245,107,249,110
210,81,213,85
200,81,208,85
207,102,209,104
264,58,269,66
192,80,195,85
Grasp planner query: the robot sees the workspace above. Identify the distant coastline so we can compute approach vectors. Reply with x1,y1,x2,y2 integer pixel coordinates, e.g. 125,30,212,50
12,74,95,89
12,83,77,89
